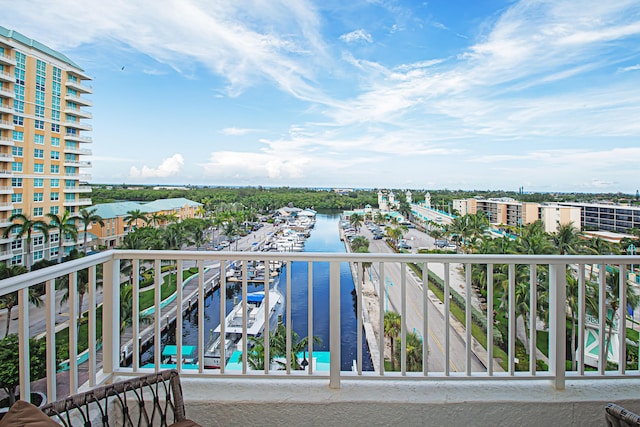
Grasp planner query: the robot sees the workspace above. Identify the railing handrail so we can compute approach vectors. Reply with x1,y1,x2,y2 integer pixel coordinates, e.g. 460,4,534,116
3,248,640,401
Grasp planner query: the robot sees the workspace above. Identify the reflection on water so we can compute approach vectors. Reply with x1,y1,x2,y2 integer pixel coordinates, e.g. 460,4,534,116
141,212,373,371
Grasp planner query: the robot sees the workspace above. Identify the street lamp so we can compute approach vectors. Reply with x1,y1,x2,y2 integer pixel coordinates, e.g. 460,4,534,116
385,277,394,312
627,243,637,275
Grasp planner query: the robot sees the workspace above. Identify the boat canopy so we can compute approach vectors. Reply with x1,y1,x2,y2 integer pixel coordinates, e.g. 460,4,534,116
162,345,197,358
245,293,265,303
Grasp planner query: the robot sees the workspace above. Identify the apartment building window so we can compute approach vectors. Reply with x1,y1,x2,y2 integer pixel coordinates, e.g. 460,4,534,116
11,178,22,187
50,192,59,201
34,120,44,130
50,179,59,188
11,193,22,203
51,123,60,133
65,153,76,161
33,207,43,217
34,134,44,145
64,180,74,187
50,165,59,174
13,100,23,113
34,192,43,202
34,163,44,173
11,162,22,172
34,178,44,187
33,236,44,246
13,115,23,126
12,146,22,157
49,206,59,215
14,69,25,86
50,248,58,258
12,131,23,142
11,208,22,215
68,88,77,97
33,250,43,262
64,167,75,175
11,240,21,250
65,194,75,202
35,105,45,118
11,255,22,266
34,148,44,159
51,151,59,160
51,137,60,147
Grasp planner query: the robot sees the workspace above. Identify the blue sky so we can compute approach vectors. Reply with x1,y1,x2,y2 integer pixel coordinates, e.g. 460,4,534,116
2,0,640,193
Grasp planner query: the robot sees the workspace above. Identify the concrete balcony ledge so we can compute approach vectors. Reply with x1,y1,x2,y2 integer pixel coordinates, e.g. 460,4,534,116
176,377,640,427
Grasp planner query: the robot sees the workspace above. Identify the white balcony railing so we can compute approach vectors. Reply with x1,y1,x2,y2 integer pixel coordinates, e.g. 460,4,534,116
2,249,640,413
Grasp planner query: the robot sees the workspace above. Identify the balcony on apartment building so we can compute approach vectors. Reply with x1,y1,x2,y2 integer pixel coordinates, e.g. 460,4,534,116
63,106,92,119
62,197,92,207
65,79,93,94
0,152,13,162
0,53,16,66
0,119,14,130
1,251,639,426
63,146,92,155
0,70,13,83
63,160,92,168
63,185,91,193
64,93,92,107
0,101,13,114
63,121,93,132
0,86,15,99
0,136,13,146
63,133,92,144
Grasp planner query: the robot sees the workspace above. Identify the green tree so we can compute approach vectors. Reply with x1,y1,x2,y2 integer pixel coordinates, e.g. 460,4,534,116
393,331,423,372
553,222,584,255
602,269,640,360
0,264,31,338
0,334,47,406
350,236,369,252
2,213,50,270
384,311,402,371
77,208,104,255
124,209,148,230
349,213,363,232
46,211,78,263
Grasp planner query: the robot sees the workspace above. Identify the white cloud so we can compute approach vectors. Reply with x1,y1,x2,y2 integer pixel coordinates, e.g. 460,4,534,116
220,127,258,136
619,64,640,72
130,154,184,179
0,0,330,101
339,29,373,44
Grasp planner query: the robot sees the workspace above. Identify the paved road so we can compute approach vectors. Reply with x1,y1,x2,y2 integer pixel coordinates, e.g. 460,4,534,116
361,224,485,373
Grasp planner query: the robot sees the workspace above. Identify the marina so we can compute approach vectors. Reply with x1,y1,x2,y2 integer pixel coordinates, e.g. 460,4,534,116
136,210,372,371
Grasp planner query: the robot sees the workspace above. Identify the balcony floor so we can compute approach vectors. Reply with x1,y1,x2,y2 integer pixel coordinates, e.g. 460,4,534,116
174,376,640,427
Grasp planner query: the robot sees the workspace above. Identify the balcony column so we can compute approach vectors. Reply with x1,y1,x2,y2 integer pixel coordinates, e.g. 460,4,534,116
549,263,567,390
18,287,31,402
329,261,341,389
102,258,121,377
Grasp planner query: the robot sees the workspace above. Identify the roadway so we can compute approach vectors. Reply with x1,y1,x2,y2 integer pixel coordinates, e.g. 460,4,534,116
360,224,485,373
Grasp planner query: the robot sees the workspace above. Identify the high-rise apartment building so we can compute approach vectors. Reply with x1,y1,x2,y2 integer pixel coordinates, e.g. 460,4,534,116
0,26,92,266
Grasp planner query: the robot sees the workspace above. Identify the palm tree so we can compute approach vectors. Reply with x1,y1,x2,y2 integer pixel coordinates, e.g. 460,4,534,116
384,311,401,371
350,236,369,252
77,208,104,255
46,210,78,263
124,209,148,230
553,222,584,255
603,269,640,361
59,263,103,329
0,264,30,337
349,213,363,232
394,331,423,372
147,211,165,228
2,213,50,270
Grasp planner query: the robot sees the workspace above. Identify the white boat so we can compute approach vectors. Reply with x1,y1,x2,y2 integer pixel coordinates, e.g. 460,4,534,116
203,287,283,369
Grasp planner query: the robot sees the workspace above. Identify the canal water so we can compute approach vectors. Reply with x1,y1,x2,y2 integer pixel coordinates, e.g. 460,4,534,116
142,212,373,371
